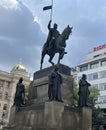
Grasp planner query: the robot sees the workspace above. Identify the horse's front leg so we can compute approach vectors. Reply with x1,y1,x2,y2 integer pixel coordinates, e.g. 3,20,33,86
58,46,67,64
48,54,55,66
58,53,64,64
58,54,60,64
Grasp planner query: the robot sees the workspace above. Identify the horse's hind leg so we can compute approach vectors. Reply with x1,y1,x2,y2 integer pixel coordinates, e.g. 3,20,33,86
48,54,55,66
40,52,45,70
58,54,61,64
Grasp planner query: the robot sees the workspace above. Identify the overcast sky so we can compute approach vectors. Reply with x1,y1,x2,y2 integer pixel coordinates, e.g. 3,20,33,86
0,0,106,76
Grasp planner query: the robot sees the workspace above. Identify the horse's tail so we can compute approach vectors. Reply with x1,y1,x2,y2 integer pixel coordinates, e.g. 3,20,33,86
40,43,48,70
42,42,48,53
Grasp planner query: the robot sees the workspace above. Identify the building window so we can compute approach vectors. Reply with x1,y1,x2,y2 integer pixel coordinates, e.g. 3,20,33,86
104,85,106,90
0,80,3,87
98,96,106,103
80,65,88,72
99,83,106,91
88,73,98,81
73,76,77,81
94,54,101,58
99,84,104,91
2,112,7,119
0,92,2,98
92,84,98,89
90,62,99,69
3,104,7,110
101,60,106,66
5,81,10,88
5,92,8,99
99,70,106,78
78,76,82,81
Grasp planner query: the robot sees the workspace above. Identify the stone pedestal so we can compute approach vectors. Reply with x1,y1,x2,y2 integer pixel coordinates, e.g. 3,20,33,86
81,107,92,130
63,106,92,130
29,64,73,106
4,102,92,130
4,64,92,130
8,106,16,127
44,102,64,128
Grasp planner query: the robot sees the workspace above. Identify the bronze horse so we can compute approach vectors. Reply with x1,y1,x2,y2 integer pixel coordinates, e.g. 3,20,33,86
40,25,73,69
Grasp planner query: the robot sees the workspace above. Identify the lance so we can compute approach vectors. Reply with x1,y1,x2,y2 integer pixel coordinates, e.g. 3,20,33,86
50,0,53,21
43,0,53,21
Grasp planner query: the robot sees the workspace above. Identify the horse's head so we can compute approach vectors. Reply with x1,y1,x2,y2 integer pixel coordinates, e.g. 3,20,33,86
62,25,73,40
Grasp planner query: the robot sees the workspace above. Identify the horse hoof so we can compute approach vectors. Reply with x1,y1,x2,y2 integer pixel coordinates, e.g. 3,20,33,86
64,52,67,54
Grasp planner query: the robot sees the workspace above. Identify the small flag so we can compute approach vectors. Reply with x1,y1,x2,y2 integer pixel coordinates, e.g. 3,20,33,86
43,5,52,11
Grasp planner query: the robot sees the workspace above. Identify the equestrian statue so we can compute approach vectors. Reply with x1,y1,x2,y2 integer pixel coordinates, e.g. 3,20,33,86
40,20,73,70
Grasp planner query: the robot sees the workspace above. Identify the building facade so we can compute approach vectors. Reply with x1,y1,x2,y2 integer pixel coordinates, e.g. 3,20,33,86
73,44,106,110
0,61,30,124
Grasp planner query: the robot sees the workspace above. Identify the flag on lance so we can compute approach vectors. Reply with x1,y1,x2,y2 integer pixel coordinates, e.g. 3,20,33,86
43,0,53,21
43,5,52,11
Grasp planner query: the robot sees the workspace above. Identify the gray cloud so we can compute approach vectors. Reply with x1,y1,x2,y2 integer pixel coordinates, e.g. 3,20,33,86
0,2,45,75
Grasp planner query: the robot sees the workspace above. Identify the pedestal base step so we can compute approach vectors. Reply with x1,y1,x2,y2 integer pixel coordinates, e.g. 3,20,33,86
3,126,33,130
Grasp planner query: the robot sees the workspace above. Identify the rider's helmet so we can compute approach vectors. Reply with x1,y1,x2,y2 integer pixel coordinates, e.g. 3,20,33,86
54,23,58,29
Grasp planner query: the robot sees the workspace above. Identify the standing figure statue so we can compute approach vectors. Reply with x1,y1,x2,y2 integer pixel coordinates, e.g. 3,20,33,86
14,77,25,110
48,66,63,102
45,20,60,51
78,74,91,107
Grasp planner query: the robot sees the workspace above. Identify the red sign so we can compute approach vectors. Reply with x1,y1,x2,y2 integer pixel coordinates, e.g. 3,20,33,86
93,44,106,52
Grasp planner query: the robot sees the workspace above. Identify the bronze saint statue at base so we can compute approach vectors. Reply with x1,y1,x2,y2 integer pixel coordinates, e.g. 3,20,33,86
78,74,91,107
48,65,63,102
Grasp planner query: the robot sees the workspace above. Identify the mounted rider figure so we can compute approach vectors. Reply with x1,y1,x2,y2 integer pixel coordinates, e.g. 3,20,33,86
45,20,60,51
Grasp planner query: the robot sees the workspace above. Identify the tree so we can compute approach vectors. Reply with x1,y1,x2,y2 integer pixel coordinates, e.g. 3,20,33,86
89,87,100,108
73,82,79,106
